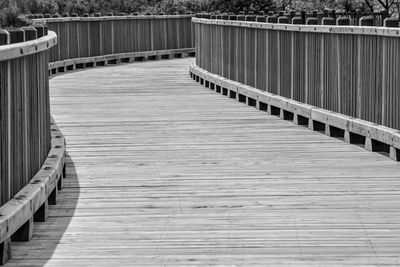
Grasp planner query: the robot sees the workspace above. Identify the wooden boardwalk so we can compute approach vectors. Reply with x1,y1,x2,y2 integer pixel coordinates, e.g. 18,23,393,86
6,58,400,266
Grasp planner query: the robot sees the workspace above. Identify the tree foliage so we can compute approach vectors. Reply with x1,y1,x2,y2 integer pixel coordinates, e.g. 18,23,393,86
0,0,398,27
278,0,399,14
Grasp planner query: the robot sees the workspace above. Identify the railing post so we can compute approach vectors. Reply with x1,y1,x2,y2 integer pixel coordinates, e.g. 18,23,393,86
7,28,25,43
289,11,296,21
304,18,317,106
99,17,104,56
300,10,306,23
306,17,318,25
381,11,389,24
337,17,350,25
330,10,336,21
319,18,333,109
382,27,387,127
245,11,256,21
0,28,11,264
0,29,10,206
237,11,245,21
32,23,45,38
76,18,81,59
322,17,335,25
336,16,350,116
384,17,399,27
292,16,304,24
111,18,115,54
256,11,266,22
267,15,278,23
278,16,289,24
355,9,362,25
0,236,11,264
11,217,34,242
244,12,255,85
359,16,374,26
21,26,37,41
379,17,399,127
356,31,362,118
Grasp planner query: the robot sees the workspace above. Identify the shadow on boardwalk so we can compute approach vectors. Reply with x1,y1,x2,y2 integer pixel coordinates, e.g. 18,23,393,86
7,153,80,266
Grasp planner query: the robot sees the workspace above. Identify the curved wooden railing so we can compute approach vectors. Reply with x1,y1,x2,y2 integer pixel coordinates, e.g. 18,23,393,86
191,17,400,161
0,29,67,264
34,15,195,73
0,30,57,205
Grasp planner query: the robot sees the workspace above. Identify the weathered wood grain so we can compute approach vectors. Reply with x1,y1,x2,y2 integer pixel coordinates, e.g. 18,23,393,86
0,31,57,206
194,18,400,130
6,58,400,266
43,16,194,63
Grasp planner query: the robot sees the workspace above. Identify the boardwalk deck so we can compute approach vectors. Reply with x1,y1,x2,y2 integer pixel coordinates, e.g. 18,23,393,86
6,58,400,266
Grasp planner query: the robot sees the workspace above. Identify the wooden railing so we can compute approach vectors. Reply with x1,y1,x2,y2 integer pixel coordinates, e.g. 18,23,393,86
193,17,400,130
0,29,57,206
0,27,67,264
35,15,195,64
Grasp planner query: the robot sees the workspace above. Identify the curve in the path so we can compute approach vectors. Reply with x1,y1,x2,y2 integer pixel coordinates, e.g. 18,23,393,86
6,58,400,266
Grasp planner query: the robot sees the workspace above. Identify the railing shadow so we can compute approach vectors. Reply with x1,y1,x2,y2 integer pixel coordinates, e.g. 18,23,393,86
7,151,80,266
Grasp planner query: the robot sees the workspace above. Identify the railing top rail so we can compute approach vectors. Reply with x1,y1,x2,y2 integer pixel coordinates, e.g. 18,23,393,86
0,31,57,61
192,17,400,37
34,14,193,23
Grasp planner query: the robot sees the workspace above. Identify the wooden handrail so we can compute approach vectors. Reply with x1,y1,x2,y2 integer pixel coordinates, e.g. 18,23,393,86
192,18,400,37
0,31,57,61
35,14,193,22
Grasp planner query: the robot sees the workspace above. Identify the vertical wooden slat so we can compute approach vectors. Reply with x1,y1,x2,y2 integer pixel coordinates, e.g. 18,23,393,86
192,18,400,130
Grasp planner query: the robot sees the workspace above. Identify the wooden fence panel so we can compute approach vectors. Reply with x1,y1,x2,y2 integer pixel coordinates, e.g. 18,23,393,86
193,18,400,130
0,31,56,205
40,15,193,63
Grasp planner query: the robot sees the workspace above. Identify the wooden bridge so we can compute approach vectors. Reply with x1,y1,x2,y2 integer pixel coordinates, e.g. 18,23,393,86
3,57,400,266
1,14,400,266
